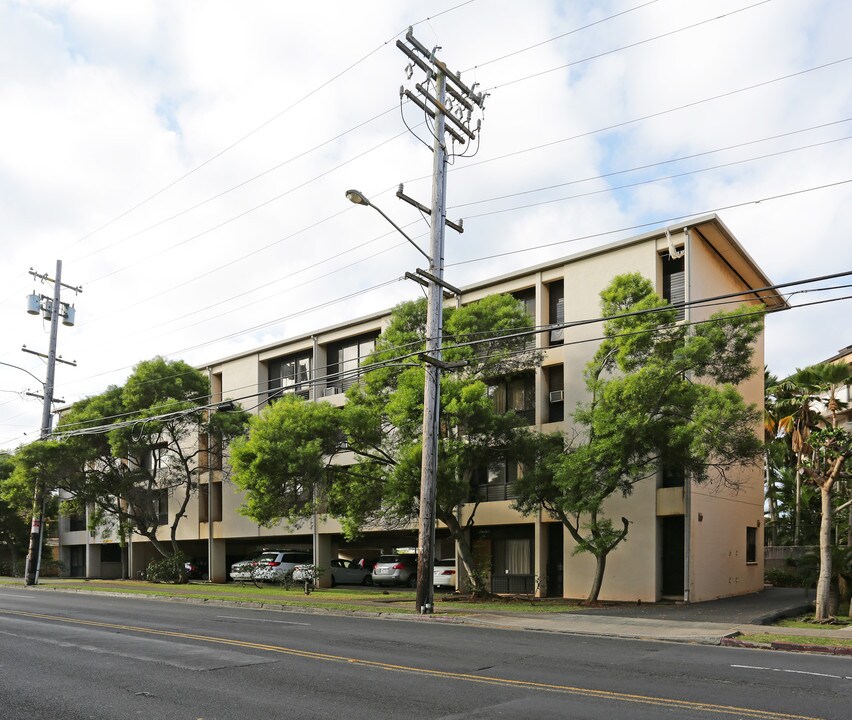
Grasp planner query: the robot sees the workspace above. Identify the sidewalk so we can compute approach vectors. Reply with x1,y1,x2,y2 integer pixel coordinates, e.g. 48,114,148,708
453,588,852,654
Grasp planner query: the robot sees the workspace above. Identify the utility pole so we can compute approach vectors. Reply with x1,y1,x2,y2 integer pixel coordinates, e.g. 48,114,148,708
396,28,485,613
23,260,81,586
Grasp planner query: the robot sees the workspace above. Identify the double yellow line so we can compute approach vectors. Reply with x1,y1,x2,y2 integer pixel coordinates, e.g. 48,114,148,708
0,608,822,720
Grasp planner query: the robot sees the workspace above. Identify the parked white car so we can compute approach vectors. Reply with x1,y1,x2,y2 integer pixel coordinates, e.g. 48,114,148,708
433,557,457,590
230,549,312,582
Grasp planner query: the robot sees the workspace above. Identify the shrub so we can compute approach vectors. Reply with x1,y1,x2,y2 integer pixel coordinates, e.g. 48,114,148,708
145,553,187,583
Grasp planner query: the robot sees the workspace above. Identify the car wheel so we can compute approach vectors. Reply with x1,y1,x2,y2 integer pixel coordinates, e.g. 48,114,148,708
330,575,337,588
362,575,373,586
407,574,417,588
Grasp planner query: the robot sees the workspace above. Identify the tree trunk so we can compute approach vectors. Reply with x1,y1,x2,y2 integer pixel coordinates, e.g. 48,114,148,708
815,485,834,621
587,552,607,604
439,511,486,596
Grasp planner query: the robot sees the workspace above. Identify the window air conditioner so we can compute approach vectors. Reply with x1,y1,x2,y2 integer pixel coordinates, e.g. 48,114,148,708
549,390,564,403
323,387,341,397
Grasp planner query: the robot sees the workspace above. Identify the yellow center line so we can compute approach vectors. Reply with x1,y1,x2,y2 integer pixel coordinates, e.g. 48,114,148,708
0,608,823,720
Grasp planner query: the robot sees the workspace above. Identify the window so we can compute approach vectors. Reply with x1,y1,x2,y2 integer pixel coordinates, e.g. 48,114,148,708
101,544,122,563
746,526,757,564
327,332,378,393
489,373,535,425
661,463,685,488
662,253,685,320
512,288,536,350
69,513,86,532
547,365,564,423
268,351,312,400
548,280,564,345
473,455,521,502
155,489,169,526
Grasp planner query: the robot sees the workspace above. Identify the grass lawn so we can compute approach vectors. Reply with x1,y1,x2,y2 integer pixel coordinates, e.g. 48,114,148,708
736,632,852,649
776,615,851,630
0,577,582,615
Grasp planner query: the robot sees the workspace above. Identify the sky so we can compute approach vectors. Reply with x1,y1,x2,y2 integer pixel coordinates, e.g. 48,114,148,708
1,0,851,452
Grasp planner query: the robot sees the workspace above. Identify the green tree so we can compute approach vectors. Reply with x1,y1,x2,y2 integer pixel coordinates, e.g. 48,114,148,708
25,357,249,572
513,273,764,603
231,294,541,594
0,452,30,575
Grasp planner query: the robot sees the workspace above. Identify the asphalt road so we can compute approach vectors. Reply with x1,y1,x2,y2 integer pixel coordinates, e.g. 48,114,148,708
0,589,848,719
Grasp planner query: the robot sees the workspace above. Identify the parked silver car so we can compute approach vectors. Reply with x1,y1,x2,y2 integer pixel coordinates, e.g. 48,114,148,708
371,553,418,587
293,558,373,586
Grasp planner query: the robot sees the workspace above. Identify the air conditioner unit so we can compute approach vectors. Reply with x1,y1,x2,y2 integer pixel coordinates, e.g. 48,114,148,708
549,390,564,403
323,387,341,397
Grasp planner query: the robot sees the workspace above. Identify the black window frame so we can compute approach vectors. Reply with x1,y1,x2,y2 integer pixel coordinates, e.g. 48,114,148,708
662,253,685,320
268,350,312,401
326,332,379,393
746,526,757,564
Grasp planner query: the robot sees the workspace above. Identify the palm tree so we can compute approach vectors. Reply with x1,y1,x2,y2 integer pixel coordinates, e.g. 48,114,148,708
788,362,852,621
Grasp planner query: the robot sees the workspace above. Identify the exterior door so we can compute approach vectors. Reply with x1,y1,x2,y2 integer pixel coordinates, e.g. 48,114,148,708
661,516,684,597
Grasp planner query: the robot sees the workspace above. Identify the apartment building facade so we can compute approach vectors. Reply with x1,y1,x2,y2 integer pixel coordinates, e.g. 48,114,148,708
59,214,786,602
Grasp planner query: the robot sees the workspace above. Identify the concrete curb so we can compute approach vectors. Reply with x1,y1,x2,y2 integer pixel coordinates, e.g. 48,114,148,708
721,635,852,656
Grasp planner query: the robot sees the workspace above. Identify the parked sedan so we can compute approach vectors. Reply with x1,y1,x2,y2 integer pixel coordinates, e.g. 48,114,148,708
293,558,373,587
371,553,418,587
433,557,457,590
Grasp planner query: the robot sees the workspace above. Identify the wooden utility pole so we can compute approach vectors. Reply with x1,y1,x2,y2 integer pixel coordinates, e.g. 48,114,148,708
396,28,485,613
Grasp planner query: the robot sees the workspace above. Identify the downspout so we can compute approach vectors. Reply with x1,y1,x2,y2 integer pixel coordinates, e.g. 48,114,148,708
683,227,692,603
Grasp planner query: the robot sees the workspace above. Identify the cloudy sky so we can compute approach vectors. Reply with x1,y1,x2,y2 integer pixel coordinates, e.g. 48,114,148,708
1,0,851,451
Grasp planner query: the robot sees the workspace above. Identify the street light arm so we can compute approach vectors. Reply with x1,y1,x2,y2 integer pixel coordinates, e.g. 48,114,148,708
370,203,431,262
345,188,431,262
0,360,44,387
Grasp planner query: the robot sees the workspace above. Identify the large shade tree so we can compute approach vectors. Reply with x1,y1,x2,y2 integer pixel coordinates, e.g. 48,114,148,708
230,294,541,594
513,273,765,603
16,357,248,571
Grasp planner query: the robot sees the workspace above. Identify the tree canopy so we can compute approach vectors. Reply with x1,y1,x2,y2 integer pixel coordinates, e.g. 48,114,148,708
513,273,765,603
15,357,248,566
230,294,541,593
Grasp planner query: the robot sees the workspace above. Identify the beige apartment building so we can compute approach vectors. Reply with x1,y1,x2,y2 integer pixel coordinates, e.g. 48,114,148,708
59,214,786,602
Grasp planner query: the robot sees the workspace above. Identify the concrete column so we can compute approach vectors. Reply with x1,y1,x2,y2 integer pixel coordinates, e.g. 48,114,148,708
86,542,99,579
315,533,333,588
209,538,227,583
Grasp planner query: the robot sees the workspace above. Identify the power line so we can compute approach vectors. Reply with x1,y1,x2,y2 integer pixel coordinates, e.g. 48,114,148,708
449,178,852,267
59,0,477,254
43,277,852,440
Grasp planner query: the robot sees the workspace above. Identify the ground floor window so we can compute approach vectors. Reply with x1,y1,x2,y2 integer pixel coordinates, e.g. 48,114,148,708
746,526,757,564
472,526,535,594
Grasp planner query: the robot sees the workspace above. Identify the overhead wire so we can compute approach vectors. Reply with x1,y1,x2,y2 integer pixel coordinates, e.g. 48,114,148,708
42,275,852,440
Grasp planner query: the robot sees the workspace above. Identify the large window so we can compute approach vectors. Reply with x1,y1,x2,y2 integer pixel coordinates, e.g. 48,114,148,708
489,373,535,425
662,253,685,320
326,332,378,393
268,351,312,400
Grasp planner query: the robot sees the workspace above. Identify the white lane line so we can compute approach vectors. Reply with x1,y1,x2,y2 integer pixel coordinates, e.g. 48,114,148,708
731,664,851,680
216,615,311,626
